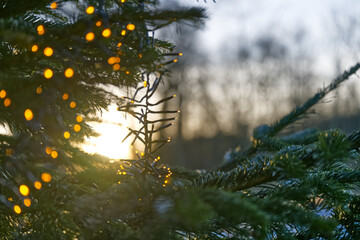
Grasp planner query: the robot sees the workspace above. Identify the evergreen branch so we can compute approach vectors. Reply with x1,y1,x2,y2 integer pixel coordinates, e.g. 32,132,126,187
255,62,360,139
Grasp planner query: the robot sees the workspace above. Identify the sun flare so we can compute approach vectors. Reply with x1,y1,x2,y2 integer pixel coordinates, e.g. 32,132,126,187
82,105,134,160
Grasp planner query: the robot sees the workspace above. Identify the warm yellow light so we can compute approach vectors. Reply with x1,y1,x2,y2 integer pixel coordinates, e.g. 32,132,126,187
62,93,69,100
19,185,30,196
45,147,52,154
86,6,95,14
113,64,120,71
117,42,122,47
34,181,42,189
74,124,81,132
173,59,178,63
4,98,11,107
125,71,130,74
31,45,38,52
36,86,42,94
120,0,126,2
121,30,126,36
37,25,45,35
13,205,21,214
70,101,76,108
41,173,52,182
64,68,74,78
102,28,111,38
76,115,83,122
50,2,57,9
51,151,58,159
24,109,33,121
23,198,31,207
115,57,121,63
0,90,6,99
95,21,102,27
179,53,183,56
143,81,147,87
5,148,13,156
44,69,53,79
126,24,135,31
64,131,70,139
43,47,53,57
139,54,142,58
85,32,95,42
108,57,116,65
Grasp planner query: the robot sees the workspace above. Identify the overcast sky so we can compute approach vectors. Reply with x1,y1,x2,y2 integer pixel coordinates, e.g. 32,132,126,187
176,0,360,76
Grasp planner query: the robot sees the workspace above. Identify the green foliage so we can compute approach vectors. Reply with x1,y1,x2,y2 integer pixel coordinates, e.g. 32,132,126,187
0,0,360,239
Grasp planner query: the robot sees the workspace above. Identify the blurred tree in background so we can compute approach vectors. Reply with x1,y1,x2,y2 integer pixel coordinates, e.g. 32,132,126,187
0,0,360,239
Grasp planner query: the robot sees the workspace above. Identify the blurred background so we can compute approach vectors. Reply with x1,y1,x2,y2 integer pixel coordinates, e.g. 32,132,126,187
155,0,360,169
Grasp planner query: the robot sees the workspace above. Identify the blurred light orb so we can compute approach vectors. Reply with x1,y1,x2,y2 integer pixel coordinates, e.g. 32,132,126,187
24,109,33,121
126,24,135,31
43,47,53,57
44,69,53,79
24,198,31,207
34,181,42,189
41,173,52,182
85,32,95,42
13,205,21,214
64,68,74,78
19,185,30,196
86,6,95,14
102,28,111,38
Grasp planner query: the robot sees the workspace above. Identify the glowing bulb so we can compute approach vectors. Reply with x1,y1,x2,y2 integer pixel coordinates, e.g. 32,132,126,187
76,115,83,122
13,205,21,214
115,57,121,63
45,147,52,154
64,68,74,78
113,64,120,71
43,47,53,57
143,81,147,87
62,93,69,100
37,25,45,35
51,151,58,159
86,6,95,14
126,24,135,31
117,42,122,47
5,148,13,156
50,2,57,9
44,69,53,79
125,71,130,74
41,173,52,182
0,90,6,98
85,32,95,42
121,30,126,36
74,124,81,132
139,54,143,58
34,181,42,189
102,28,111,38
70,101,76,108
19,185,30,196
173,59,178,63
95,21,102,27
31,45,38,52
36,86,42,94
64,131,70,139
4,98,11,107
24,109,33,121
179,53,183,56
108,57,116,65
23,198,31,207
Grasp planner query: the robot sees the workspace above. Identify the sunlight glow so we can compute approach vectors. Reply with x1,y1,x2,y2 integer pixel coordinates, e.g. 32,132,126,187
82,105,134,160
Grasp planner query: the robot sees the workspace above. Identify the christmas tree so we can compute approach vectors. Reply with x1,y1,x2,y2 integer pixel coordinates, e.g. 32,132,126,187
0,0,359,239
